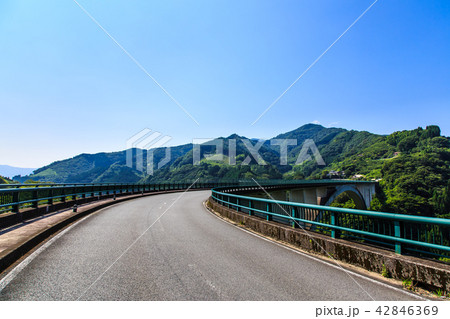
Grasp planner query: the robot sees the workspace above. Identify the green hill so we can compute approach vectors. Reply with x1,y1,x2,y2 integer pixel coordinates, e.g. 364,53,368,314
14,124,449,217
0,175,13,184
308,125,450,217
143,124,449,217
15,143,193,184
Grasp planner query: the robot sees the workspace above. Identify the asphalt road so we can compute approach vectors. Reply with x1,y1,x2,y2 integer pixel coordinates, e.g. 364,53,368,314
0,190,422,301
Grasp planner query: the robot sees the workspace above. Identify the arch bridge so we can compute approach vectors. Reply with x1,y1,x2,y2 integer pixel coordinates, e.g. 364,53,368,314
231,180,377,210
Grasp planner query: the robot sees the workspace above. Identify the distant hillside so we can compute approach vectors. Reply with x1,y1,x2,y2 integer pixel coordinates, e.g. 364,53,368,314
0,165,36,179
311,125,449,217
0,175,13,184
145,133,282,182
144,124,450,217
143,124,348,182
15,143,193,184
14,151,130,183
16,124,449,217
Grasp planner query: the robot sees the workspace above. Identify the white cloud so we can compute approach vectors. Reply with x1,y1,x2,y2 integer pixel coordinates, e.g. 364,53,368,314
327,121,340,127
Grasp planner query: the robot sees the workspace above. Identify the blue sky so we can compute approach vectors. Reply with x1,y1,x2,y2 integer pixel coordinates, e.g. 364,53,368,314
1,0,449,168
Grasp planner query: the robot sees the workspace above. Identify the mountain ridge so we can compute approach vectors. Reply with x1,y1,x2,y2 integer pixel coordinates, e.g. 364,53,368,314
12,123,450,217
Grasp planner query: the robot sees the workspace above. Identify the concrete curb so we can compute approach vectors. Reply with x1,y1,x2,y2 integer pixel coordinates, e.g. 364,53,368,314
208,197,450,291
0,189,205,275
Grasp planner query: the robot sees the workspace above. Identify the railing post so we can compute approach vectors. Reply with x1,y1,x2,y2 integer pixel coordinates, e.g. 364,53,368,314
236,198,240,212
266,203,272,221
12,190,20,213
394,221,402,254
248,200,252,216
32,189,39,208
291,207,297,228
331,211,336,239
48,188,54,206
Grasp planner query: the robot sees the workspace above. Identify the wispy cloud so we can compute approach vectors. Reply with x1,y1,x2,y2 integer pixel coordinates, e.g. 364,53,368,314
327,121,340,127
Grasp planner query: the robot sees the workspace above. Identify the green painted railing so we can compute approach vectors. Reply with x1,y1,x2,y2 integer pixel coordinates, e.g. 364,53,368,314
0,182,232,214
0,179,375,214
0,179,334,214
211,187,450,261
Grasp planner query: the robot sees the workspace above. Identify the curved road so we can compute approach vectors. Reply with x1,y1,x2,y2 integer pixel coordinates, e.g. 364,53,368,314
0,191,421,301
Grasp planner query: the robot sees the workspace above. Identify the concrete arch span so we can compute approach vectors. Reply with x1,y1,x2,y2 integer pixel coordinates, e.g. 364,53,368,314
324,185,367,210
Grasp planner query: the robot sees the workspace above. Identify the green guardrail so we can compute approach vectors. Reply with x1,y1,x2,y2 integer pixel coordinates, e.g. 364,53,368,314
0,182,238,214
0,179,375,212
0,179,376,215
211,186,450,262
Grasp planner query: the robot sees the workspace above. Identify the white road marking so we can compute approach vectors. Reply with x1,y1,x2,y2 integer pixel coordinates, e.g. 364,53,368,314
0,193,427,301
0,213,95,292
202,201,427,301
0,192,194,294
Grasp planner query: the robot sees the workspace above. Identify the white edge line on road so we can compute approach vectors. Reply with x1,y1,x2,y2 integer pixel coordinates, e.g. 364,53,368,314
0,192,185,292
0,207,111,293
0,192,429,300
202,201,428,301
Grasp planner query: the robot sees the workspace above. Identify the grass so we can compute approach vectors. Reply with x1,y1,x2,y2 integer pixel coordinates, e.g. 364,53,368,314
381,263,390,278
434,289,443,298
402,278,416,291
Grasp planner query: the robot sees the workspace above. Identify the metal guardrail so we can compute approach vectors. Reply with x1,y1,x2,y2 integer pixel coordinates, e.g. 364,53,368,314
0,182,235,213
211,187,450,261
0,179,374,214
0,179,329,213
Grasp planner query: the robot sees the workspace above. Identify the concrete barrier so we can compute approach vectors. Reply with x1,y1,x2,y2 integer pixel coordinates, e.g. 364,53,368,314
208,197,450,291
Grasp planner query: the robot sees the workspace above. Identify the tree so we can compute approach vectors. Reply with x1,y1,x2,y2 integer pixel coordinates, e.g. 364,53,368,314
424,125,441,139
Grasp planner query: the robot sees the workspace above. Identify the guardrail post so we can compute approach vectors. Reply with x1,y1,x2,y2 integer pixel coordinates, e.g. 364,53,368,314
248,200,252,216
236,198,240,212
12,190,20,213
266,203,272,221
291,207,297,228
32,189,38,208
394,221,402,254
330,211,336,239
48,188,53,206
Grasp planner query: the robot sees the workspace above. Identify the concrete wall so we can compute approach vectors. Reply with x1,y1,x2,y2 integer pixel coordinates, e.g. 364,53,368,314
270,190,287,201
356,183,376,208
208,198,450,291
289,188,321,205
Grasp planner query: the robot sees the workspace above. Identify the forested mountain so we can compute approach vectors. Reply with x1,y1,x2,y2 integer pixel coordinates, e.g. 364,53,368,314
0,175,13,184
14,143,192,184
13,124,450,217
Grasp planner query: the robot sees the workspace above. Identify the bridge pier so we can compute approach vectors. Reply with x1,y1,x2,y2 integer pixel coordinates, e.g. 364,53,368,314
355,183,376,209
270,190,287,201
289,189,304,203
289,187,328,205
